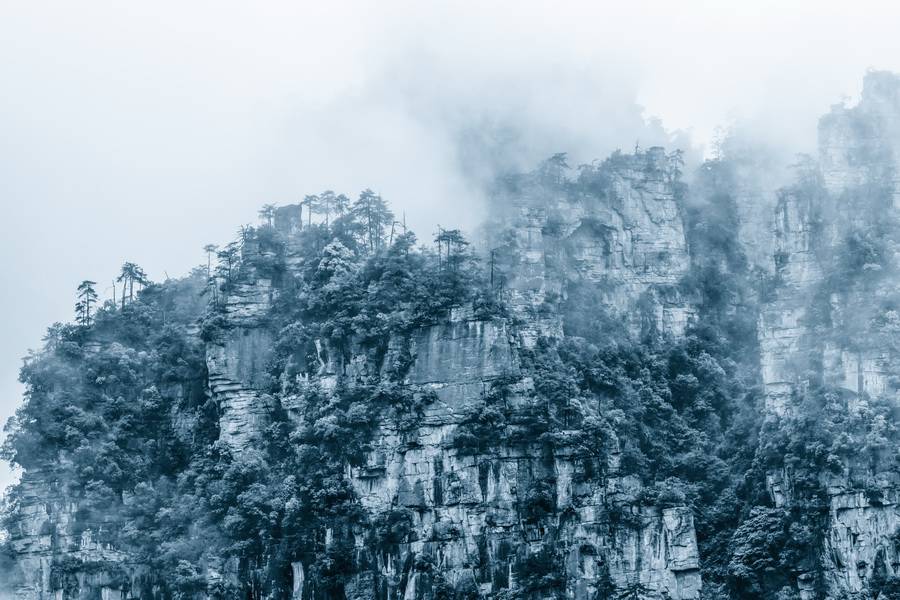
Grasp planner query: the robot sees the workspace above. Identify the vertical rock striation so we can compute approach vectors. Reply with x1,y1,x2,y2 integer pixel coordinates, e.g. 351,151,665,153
206,238,277,452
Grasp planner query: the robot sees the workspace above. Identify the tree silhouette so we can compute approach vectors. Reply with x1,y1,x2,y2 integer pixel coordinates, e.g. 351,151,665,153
351,189,394,253
303,194,319,227
116,262,148,308
216,242,240,289
203,244,218,279
540,152,570,185
258,204,277,227
434,228,469,271
75,280,98,326
238,225,253,245
333,193,351,217
317,190,335,225
616,579,652,600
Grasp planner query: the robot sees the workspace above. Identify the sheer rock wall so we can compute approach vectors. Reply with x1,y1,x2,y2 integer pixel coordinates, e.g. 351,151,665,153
758,70,900,598
495,147,694,342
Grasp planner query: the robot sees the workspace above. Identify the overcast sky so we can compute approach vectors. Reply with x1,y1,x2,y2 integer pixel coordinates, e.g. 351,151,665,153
3,0,900,488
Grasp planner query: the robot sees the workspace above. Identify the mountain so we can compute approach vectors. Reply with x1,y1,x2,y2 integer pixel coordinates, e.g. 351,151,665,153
4,71,900,600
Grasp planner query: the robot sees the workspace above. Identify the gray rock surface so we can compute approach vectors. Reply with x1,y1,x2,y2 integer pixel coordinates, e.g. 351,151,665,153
756,70,900,597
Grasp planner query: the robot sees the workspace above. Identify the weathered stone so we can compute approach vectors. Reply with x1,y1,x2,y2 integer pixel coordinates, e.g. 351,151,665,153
494,147,695,341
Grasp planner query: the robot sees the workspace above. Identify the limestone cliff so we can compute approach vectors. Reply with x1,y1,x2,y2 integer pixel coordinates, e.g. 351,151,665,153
339,308,700,600
5,148,705,600
7,72,900,600
491,147,694,342
757,71,900,598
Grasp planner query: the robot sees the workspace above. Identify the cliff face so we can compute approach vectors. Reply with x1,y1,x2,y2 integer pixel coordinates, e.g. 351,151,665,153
206,262,276,452
273,150,702,600
5,149,705,600
7,72,900,600
7,471,130,600
195,153,703,600
757,71,900,598
494,148,694,342
341,309,700,600
819,70,900,206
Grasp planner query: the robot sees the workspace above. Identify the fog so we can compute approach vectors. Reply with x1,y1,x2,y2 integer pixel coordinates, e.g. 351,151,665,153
3,0,900,488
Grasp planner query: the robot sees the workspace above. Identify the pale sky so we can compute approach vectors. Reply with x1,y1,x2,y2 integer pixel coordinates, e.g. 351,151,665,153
2,0,899,488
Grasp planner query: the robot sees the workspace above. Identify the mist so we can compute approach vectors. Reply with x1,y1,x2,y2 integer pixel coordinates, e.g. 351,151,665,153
3,0,900,491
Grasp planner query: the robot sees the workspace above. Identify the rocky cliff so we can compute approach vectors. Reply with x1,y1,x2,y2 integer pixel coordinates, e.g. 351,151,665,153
6,72,900,600
490,148,694,342
756,71,900,598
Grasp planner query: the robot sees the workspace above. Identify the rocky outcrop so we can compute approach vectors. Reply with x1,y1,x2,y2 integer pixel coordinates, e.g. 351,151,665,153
819,70,900,206
495,147,695,341
5,150,705,600
340,309,701,600
206,323,275,451
7,471,133,600
21,72,900,596
756,70,900,597
206,243,277,452
758,185,824,415
823,488,900,594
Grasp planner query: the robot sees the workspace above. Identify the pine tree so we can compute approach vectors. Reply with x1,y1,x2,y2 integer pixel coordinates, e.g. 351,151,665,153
333,193,351,217
303,194,319,227
317,191,335,225
116,262,148,308
203,244,218,279
434,228,469,271
540,152,570,185
75,280,98,326
351,189,394,253
216,242,241,290
258,204,277,227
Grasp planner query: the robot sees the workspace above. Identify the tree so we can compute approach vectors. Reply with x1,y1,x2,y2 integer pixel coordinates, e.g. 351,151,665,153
303,194,319,227
116,262,148,308
202,244,218,279
616,580,652,600
434,228,469,271
238,225,253,245
258,204,277,227
333,193,351,217
216,242,240,289
351,189,394,253
540,152,570,185
75,280,98,326
317,191,335,226
316,240,357,285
